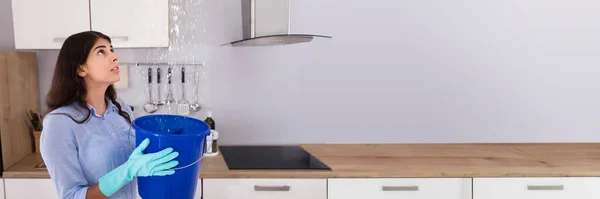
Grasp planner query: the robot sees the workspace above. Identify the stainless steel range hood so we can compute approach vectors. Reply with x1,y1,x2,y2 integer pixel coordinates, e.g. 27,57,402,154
222,0,332,47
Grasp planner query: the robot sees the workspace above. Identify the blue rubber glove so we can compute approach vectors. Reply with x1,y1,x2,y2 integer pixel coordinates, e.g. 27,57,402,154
98,138,179,197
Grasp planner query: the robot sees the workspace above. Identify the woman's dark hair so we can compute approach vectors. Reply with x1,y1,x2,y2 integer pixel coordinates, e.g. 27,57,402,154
45,31,131,124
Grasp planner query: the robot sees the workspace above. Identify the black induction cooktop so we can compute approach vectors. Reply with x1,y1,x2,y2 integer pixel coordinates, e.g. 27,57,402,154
219,145,331,170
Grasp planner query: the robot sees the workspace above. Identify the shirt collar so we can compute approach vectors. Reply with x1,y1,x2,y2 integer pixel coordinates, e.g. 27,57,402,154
86,97,118,117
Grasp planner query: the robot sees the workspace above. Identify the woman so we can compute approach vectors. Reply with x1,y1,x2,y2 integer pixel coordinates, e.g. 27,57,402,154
40,31,179,199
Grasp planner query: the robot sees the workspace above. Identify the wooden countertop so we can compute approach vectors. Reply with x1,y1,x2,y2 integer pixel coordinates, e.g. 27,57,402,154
2,153,48,178
5,143,600,178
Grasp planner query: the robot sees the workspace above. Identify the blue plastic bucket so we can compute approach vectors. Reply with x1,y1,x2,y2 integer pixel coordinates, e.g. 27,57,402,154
132,114,210,199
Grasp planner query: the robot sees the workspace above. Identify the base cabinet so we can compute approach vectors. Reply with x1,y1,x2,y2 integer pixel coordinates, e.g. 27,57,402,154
136,178,201,198
194,180,202,199
5,176,600,199
2,178,199,199
202,177,600,199
0,178,4,199
4,178,58,199
203,178,327,199
473,177,600,199
328,178,472,199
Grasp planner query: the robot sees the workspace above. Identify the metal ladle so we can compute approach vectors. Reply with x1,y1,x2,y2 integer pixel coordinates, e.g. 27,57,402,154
143,67,158,113
190,67,202,112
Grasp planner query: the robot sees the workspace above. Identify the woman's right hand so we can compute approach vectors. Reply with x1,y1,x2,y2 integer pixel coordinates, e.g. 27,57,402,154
125,138,179,178
98,138,179,197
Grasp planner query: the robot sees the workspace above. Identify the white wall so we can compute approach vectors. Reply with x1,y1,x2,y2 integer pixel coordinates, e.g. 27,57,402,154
211,0,600,144
2,0,600,144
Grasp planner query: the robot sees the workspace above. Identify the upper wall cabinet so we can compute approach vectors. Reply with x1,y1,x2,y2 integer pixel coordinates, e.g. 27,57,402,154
11,0,90,49
90,0,169,48
11,0,169,49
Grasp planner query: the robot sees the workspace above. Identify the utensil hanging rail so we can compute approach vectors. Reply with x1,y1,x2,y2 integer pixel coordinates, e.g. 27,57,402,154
119,63,205,67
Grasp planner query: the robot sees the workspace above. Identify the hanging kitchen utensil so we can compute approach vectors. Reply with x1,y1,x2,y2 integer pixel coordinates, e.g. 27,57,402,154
143,67,158,113
190,66,202,112
178,67,190,115
157,67,164,105
165,67,177,113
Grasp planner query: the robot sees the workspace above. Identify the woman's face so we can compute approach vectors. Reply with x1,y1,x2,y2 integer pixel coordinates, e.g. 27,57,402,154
77,38,120,86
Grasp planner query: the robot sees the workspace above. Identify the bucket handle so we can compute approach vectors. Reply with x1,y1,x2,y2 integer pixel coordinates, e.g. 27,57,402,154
173,156,204,170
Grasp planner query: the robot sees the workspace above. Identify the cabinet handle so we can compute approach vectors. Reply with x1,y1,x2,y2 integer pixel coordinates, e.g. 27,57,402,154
112,36,129,41
54,36,127,43
253,185,291,192
527,185,564,191
53,38,66,43
381,185,419,191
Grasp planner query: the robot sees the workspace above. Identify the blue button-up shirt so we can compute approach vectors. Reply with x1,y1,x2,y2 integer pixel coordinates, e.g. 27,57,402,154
40,99,137,199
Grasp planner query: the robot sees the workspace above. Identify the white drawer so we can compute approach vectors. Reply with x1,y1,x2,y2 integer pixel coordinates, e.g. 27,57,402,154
473,177,600,199
203,178,327,199
195,179,202,199
4,178,59,199
328,178,472,199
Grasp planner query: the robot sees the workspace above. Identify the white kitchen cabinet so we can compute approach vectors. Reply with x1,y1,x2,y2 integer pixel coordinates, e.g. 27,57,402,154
328,178,472,199
0,178,5,199
203,178,327,199
90,0,169,48
195,179,202,199
10,0,169,49
4,178,58,199
135,179,201,198
473,177,600,199
11,0,90,49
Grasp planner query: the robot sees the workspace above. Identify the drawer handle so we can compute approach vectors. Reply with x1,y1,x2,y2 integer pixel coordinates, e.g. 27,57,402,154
254,185,291,192
53,37,66,43
382,185,419,191
111,36,129,41
527,185,564,191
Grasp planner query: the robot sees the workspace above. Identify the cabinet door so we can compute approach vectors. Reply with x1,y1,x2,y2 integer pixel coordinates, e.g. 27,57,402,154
4,178,59,199
11,0,90,49
194,179,202,199
473,177,600,199
90,0,169,48
203,178,327,199
0,178,5,199
328,178,472,199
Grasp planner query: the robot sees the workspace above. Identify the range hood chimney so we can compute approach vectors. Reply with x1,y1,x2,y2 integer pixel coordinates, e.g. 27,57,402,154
222,0,332,47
